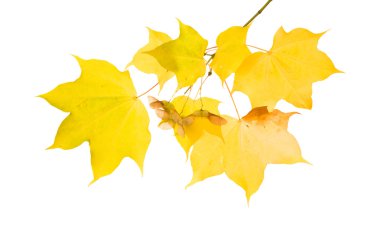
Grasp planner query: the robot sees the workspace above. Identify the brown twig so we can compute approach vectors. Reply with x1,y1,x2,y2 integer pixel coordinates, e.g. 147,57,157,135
243,0,273,27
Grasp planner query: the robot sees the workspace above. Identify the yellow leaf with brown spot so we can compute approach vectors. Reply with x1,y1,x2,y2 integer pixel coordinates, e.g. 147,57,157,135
188,107,307,202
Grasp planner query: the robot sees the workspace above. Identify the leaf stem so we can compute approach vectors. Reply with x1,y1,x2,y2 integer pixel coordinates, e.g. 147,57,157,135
206,55,214,65
180,86,193,115
183,85,192,95
224,81,241,120
136,82,159,98
243,0,273,27
205,46,217,51
247,44,269,53
195,56,214,99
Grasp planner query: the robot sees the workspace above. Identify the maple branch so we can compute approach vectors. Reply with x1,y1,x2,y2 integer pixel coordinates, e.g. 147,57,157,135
243,0,273,27
224,81,241,120
136,82,159,98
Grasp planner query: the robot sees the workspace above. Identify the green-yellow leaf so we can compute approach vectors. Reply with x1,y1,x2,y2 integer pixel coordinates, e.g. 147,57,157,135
40,56,151,183
128,28,174,90
234,27,341,110
210,26,251,81
146,20,208,89
188,107,307,202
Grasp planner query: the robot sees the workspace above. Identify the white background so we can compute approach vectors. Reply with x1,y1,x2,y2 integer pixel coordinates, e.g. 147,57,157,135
1,0,379,228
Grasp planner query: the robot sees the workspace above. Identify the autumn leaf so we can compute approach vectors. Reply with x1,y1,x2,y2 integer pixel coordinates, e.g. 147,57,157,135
40,56,151,183
128,28,174,90
234,27,341,110
146,20,208,89
188,107,307,202
210,26,251,81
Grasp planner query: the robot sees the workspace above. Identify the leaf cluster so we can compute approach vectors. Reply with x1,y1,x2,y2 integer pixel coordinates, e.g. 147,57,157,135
40,10,340,202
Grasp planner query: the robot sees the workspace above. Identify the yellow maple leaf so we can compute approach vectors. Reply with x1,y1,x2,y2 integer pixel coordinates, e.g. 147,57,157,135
128,28,174,90
210,26,251,81
188,107,307,202
171,96,225,155
40,56,151,183
234,27,341,110
146,20,208,89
